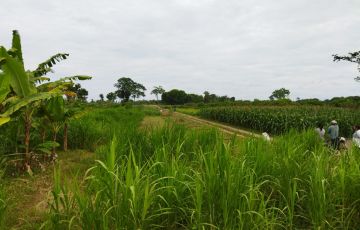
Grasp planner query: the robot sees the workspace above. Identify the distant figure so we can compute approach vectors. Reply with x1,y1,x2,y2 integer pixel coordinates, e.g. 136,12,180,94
262,132,271,142
328,120,339,149
315,123,325,140
353,125,360,148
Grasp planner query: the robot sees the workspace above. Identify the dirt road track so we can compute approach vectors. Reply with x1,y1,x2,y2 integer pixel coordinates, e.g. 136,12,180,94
173,112,260,138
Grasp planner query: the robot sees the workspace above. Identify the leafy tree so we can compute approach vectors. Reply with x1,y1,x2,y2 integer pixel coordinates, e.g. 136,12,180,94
106,92,117,102
333,51,360,81
114,77,146,102
203,91,234,103
204,91,210,103
187,94,203,103
99,94,104,101
67,83,88,101
151,86,165,101
131,83,146,101
162,89,188,105
269,88,290,100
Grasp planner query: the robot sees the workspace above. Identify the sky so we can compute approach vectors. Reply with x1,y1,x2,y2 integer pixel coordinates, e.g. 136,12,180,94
1,0,359,101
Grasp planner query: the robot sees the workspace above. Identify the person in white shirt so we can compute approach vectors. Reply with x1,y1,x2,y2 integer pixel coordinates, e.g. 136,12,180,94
352,125,360,148
315,123,325,140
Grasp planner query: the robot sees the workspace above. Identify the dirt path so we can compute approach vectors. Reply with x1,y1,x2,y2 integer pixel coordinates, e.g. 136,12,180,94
152,105,260,138
4,150,94,230
173,112,260,138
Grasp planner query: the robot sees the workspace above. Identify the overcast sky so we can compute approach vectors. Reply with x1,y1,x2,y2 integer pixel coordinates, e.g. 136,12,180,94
1,0,359,100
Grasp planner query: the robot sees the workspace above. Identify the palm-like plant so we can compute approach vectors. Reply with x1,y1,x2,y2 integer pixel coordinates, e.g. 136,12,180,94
151,86,165,101
0,30,91,164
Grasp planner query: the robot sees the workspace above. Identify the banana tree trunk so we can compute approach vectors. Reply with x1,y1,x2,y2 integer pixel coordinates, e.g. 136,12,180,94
52,130,57,156
24,111,31,164
41,128,46,143
63,122,68,152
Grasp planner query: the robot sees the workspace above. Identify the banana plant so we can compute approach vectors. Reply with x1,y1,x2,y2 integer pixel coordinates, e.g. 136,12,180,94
41,96,66,156
0,30,91,164
62,106,87,152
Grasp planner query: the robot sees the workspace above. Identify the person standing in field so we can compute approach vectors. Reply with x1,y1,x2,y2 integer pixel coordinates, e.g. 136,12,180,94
315,122,325,140
352,125,360,148
328,120,339,149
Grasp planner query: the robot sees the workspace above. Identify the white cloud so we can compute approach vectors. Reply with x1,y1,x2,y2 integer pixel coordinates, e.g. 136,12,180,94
1,0,359,100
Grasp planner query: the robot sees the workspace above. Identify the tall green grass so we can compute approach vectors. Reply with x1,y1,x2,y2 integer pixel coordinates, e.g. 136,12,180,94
45,107,360,229
58,106,145,151
0,156,7,228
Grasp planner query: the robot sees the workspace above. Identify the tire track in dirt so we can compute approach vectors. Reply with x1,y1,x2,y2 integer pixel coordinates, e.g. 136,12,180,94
173,112,260,138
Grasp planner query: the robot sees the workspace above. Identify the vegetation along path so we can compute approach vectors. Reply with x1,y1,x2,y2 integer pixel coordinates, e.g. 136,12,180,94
4,150,94,230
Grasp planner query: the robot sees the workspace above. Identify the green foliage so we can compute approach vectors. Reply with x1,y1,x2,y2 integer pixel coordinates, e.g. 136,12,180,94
161,89,188,105
333,51,360,81
269,87,290,100
0,156,6,228
45,108,360,229
33,53,69,77
66,83,89,101
114,77,146,102
151,86,165,101
0,46,34,97
57,106,144,151
44,96,65,122
106,92,117,102
199,106,360,137
10,30,23,63
0,71,11,102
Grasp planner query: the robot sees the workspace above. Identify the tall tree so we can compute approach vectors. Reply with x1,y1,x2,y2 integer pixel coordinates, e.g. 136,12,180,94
162,89,188,105
203,91,210,103
333,51,360,81
151,86,165,101
114,77,146,102
269,88,290,100
106,92,117,102
67,83,88,101
132,83,146,101
99,94,104,101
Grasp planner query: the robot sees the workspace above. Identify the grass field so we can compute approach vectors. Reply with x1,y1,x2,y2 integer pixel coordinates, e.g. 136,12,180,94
2,105,360,229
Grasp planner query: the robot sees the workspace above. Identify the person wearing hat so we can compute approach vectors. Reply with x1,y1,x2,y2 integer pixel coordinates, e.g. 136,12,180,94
328,120,339,149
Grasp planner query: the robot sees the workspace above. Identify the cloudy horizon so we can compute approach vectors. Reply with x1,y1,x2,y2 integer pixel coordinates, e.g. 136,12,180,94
1,0,359,101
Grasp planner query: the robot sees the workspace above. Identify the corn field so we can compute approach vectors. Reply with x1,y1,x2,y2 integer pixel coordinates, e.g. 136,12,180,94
199,106,360,137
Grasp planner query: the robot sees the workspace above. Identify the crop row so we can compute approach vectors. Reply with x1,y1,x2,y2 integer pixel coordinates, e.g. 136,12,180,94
199,106,360,137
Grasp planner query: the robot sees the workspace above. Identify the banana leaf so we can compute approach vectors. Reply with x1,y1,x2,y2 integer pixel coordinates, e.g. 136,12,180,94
0,46,35,97
0,72,10,102
1,91,61,117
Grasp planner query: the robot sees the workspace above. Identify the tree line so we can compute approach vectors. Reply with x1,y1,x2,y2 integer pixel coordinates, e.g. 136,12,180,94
100,77,235,105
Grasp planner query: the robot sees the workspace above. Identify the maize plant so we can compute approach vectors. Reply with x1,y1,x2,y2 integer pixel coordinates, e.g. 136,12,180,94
199,106,360,137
